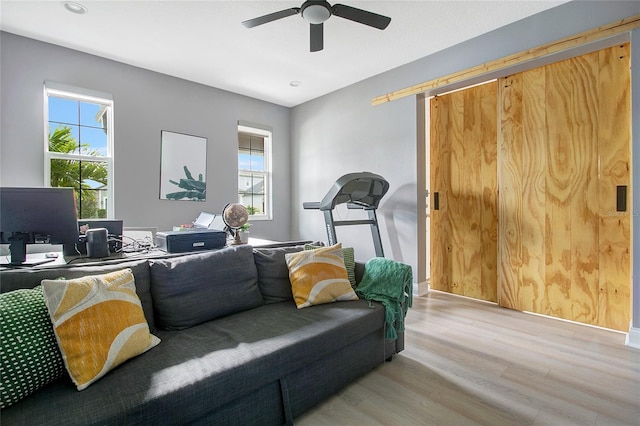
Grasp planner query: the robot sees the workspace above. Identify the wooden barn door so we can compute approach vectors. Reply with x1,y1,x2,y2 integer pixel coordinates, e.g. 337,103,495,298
429,44,631,331
430,81,498,302
498,43,631,331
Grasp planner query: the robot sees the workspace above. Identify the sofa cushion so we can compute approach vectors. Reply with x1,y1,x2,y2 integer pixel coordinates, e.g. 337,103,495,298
0,286,65,408
253,245,306,303
0,259,155,331
149,245,263,330
285,243,358,309
41,269,161,391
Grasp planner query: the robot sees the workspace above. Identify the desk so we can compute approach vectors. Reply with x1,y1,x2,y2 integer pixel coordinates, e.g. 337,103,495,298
0,250,167,270
0,238,312,270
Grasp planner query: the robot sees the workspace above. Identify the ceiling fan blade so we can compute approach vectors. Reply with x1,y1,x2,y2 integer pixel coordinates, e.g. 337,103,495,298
310,23,324,52
331,4,391,30
242,8,300,28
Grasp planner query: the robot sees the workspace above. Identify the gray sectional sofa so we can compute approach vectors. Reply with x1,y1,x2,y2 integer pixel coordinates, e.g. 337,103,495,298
0,244,404,425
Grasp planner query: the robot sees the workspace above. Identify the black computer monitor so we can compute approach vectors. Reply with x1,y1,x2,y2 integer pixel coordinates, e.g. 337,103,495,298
0,187,79,265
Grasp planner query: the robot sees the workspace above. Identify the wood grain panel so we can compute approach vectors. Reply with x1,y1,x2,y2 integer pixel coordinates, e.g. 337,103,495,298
448,90,466,296
479,82,498,303
543,58,573,320
520,67,547,314
597,44,631,331
496,43,630,331
498,74,523,310
430,82,498,301
462,86,483,300
430,96,450,293
569,52,600,326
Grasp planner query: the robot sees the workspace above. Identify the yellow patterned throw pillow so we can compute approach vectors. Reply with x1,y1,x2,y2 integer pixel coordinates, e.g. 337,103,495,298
41,269,160,390
285,243,358,309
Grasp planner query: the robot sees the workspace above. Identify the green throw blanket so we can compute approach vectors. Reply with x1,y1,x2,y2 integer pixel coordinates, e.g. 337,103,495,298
356,257,413,340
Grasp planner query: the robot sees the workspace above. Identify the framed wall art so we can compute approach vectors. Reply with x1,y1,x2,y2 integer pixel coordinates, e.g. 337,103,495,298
159,130,207,201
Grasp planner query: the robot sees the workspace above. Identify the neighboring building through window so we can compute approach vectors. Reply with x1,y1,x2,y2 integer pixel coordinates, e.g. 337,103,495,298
238,123,272,219
44,82,114,219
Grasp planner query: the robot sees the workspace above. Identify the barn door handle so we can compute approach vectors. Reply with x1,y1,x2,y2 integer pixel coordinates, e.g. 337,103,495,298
434,192,440,210
617,185,627,212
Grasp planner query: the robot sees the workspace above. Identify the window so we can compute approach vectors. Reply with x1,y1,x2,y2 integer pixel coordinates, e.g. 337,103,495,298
44,82,114,219
238,123,272,219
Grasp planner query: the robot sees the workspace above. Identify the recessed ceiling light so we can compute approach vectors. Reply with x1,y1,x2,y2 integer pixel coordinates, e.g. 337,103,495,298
290,81,302,87
63,1,88,15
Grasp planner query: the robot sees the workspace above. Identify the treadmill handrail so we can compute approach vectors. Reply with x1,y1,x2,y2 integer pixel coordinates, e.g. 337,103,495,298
311,172,389,211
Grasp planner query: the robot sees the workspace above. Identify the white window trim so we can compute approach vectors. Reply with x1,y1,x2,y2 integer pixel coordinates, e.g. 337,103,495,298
43,81,115,218
238,122,272,221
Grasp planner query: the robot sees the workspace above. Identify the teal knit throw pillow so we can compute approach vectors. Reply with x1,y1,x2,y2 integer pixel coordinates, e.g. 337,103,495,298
0,286,65,408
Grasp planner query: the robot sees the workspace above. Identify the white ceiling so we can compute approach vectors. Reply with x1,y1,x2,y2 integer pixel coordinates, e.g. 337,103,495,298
0,1,568,107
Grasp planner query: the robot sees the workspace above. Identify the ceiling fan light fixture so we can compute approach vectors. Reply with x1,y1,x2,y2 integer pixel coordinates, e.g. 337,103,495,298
301,3,331,24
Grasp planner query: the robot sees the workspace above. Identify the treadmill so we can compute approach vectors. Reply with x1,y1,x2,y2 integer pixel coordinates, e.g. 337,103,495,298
303,172,389,257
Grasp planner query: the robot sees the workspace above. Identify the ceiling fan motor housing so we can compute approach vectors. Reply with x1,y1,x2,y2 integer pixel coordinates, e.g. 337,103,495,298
301,1,332,24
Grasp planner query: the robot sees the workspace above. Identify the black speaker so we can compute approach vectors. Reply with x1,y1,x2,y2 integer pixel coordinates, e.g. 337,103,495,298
86,228,110,258
75,219,123,255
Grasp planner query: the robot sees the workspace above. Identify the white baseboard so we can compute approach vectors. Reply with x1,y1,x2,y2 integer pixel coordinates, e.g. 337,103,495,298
416,280,429,296
625,325,640,349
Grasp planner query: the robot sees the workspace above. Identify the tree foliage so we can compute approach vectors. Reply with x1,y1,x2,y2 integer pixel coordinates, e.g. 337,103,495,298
49,126,108,218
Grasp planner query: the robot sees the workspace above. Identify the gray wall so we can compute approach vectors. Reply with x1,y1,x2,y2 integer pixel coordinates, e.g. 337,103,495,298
0,32,291,241
290,0,639,322
291,85,417,265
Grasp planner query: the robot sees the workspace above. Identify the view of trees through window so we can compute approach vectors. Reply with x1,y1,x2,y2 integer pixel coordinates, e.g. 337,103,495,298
45,87,112,219
48,127,108,218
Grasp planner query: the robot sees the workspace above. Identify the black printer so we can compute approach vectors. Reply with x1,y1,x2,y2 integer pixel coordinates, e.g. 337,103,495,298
156,229,226,253
156,211,228,253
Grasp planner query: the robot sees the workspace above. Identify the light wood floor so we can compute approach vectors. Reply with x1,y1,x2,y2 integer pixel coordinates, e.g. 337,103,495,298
296,291,640,425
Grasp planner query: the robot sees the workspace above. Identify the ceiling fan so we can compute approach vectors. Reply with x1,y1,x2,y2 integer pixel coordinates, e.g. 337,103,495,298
242,1,391,52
